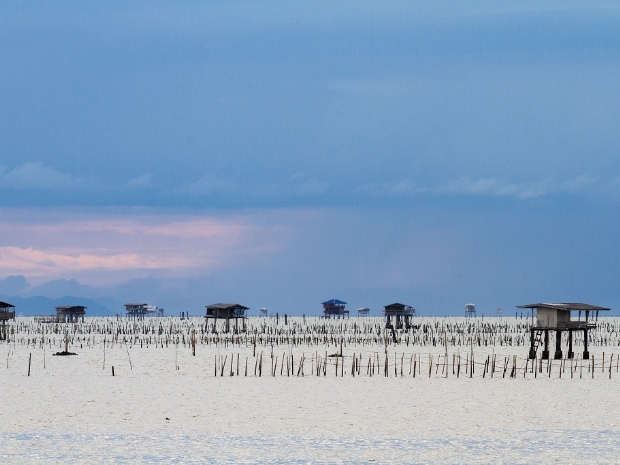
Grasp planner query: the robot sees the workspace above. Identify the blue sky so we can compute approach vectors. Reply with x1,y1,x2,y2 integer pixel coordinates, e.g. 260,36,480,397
1,1,619,315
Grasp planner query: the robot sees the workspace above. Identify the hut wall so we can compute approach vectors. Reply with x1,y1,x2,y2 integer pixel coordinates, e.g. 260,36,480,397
557,310,570,324
536,308,554,327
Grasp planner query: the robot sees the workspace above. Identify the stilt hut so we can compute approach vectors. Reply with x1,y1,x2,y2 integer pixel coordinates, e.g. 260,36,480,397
125,303,163,318
465,303,476,317
322,299,349,318
125,303,147,318
205,303,249,333
0,301,15,340
517,302,610,360
383,303,415,329
55,305,86,323
357,307,370,316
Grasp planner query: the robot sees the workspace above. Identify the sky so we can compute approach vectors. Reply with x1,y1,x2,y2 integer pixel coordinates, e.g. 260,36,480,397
1,1,620,315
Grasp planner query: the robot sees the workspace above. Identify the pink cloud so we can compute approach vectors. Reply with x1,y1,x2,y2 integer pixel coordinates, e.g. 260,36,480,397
0,210,293,283
0,247,194,275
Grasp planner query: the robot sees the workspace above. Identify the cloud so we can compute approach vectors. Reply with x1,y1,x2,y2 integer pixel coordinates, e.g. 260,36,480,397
0,210,290,285
0,163,83,189
438,175,597,199
440,177,521,197
0,246,193,276
360,179,427,197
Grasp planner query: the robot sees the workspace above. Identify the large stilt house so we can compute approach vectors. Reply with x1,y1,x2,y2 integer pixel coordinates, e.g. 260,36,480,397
517,302,610,360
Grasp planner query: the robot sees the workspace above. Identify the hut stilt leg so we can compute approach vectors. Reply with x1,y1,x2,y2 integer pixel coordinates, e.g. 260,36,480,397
554,330,562,360
542,330,549,360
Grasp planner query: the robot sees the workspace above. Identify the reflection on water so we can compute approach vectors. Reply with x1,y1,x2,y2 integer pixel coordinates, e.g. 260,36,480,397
0,430,616,464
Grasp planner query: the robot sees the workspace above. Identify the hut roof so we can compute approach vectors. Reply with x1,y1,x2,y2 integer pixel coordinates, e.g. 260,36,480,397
0,301,15,309
384,302,409,308
322,299,347,305
55,305,87,313
206,303,249,310
517,303,610,311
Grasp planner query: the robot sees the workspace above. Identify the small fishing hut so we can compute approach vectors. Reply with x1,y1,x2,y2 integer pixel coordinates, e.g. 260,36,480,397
322,299,349,318
0,301,15,340
465,303,476,317
517,302,610,360
384,302,415,328
358,307,370,316
205,303,249,333
55,305,86,323
125,303,163,318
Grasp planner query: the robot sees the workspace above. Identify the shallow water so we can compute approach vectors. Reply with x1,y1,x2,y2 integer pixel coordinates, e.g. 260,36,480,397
1,430,619,464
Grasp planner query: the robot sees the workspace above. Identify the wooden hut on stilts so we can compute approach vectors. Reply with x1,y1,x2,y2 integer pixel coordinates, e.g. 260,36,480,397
322,299,349,319
383,303,415,342
125,303,163,318
0,301,15,341
205,303,249,333
55,305,86,323
517,302,610,360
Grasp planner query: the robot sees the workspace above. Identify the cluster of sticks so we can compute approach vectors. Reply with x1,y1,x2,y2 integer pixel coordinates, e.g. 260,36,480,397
4,316,620,379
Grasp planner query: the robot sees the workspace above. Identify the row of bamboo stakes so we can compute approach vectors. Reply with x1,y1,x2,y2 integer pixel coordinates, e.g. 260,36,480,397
209,350,620,380
6,316,620,346
4,317,620,379
8,342,619,379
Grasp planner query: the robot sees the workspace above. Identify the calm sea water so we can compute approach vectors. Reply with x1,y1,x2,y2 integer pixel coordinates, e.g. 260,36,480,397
1,430,618,464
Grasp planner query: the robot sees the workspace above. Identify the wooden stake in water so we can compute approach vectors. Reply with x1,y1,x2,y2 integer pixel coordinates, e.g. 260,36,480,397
175,342,179,371
27,352,31,377
126,343,133,370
